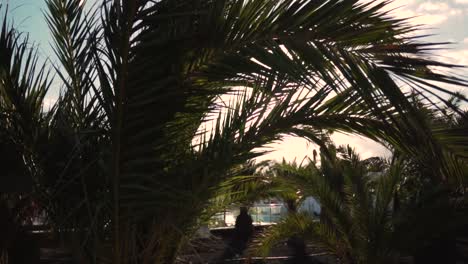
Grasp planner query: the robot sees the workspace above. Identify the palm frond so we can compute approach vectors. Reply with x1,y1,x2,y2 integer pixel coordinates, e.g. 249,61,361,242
0,5,52,189
252,212,317,257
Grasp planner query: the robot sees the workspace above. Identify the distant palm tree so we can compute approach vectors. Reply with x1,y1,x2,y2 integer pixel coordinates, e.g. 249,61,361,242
253,146,467,263
1,0,467,263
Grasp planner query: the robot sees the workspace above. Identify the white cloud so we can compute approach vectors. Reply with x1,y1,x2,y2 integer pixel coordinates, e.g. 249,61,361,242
455,0,468,4
361,0,454,26
406,2,463,25
359,0,416,18
258,136,316,162
392,9,447,26
258,133,391,163
418,2,449,12
332,133,390,159
378,0,415,12
449,9,463,16
445,49,468,66
411,14,448,25
393,9,416,19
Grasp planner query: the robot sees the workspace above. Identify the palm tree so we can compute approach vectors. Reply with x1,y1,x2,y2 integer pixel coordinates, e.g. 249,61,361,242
0,5,53,262
1,0,468,263
381,96,468,264
253,146,467,263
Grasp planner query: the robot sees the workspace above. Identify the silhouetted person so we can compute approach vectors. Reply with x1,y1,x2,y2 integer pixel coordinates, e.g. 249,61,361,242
233,207,254,255
223,207,253,260
287,235,308,263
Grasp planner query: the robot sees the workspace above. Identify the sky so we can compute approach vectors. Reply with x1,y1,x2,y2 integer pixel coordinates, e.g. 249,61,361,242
5,0,468,161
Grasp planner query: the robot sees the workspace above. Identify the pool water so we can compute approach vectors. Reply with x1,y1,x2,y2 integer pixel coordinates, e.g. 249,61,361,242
210,197,320,228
